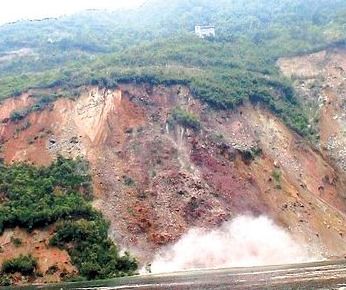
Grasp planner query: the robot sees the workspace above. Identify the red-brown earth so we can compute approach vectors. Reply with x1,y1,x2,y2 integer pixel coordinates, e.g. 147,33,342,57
1,48,346,283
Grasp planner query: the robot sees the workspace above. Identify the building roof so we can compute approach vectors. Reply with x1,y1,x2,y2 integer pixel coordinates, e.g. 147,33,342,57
195,25,215,29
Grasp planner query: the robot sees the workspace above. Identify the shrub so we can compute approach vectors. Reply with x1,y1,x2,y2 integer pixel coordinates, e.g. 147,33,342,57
10,237,22,247
50,218,138,280
272,169,281,183
2,255,37,276
9,95,58,123
0,274,11,286
123,176,135,187
169,107,201,131
9,109,29,122
272,169,282,189
46,264,59,275
239,146,262,164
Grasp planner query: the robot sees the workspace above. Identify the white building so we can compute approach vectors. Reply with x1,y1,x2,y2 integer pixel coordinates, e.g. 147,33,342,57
195,25,216,38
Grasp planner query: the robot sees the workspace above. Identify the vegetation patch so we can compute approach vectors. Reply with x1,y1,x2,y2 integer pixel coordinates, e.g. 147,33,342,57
10,236,22,247
2,254,37,276
0,274,11,286
239,146,262,164
0,156,138,280
169,107,201,131
272,169,282,189
1,0,344,138
0,156,93,233
123,175,136,187
50,219,137,280
9,94,58,122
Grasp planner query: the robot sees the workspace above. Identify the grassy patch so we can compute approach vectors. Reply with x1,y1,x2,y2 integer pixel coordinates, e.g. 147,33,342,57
272,169,282,189
169,106,201,131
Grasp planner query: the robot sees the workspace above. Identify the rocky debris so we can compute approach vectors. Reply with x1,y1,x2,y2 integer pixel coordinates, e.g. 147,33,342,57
150,232,174,245
47,130,84,158
3,82,346,269
125,127,134,134
183,197,213,223
327,135,346,171
279,48,346,174
281,201,305,212
70,136,79,144
49,138,56,144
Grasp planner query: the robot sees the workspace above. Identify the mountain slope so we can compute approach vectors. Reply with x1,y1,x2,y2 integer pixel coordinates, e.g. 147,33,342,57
278,47,346,172
0,0,345,141
1,80,346,267
1,0,346,285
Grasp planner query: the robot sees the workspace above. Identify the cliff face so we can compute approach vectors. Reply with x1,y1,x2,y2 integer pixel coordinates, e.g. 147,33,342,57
278,47,346,172
1,48,346,282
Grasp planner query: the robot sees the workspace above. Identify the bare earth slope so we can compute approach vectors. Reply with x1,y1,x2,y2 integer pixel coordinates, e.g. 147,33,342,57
1,54,346,280
278,47,346,172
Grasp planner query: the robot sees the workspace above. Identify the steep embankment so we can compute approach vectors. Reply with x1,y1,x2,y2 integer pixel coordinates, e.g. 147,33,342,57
278,47,346,172
0,227,76,284
1,73,346,273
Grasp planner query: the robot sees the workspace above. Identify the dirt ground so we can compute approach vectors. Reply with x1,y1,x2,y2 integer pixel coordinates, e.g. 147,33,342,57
1,50,346,282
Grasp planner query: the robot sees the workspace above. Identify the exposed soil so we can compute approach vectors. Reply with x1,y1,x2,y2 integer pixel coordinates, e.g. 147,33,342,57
278,47,346,172
1,59,346,283
0,227,76,284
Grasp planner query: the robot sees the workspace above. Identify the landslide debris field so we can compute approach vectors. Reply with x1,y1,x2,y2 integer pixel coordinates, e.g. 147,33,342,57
0,0,346,285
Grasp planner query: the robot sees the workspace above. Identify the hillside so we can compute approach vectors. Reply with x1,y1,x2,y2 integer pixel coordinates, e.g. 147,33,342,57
1,0,346,285
0,1,345,138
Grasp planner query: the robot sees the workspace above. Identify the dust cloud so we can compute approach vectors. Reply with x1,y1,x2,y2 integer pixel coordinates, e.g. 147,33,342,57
150,215,323,273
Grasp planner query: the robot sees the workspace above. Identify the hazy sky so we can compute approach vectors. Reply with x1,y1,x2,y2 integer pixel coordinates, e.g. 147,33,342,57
0,0,145,24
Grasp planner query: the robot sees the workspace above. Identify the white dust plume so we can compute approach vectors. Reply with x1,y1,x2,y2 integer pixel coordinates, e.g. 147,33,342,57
150,215,323,273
